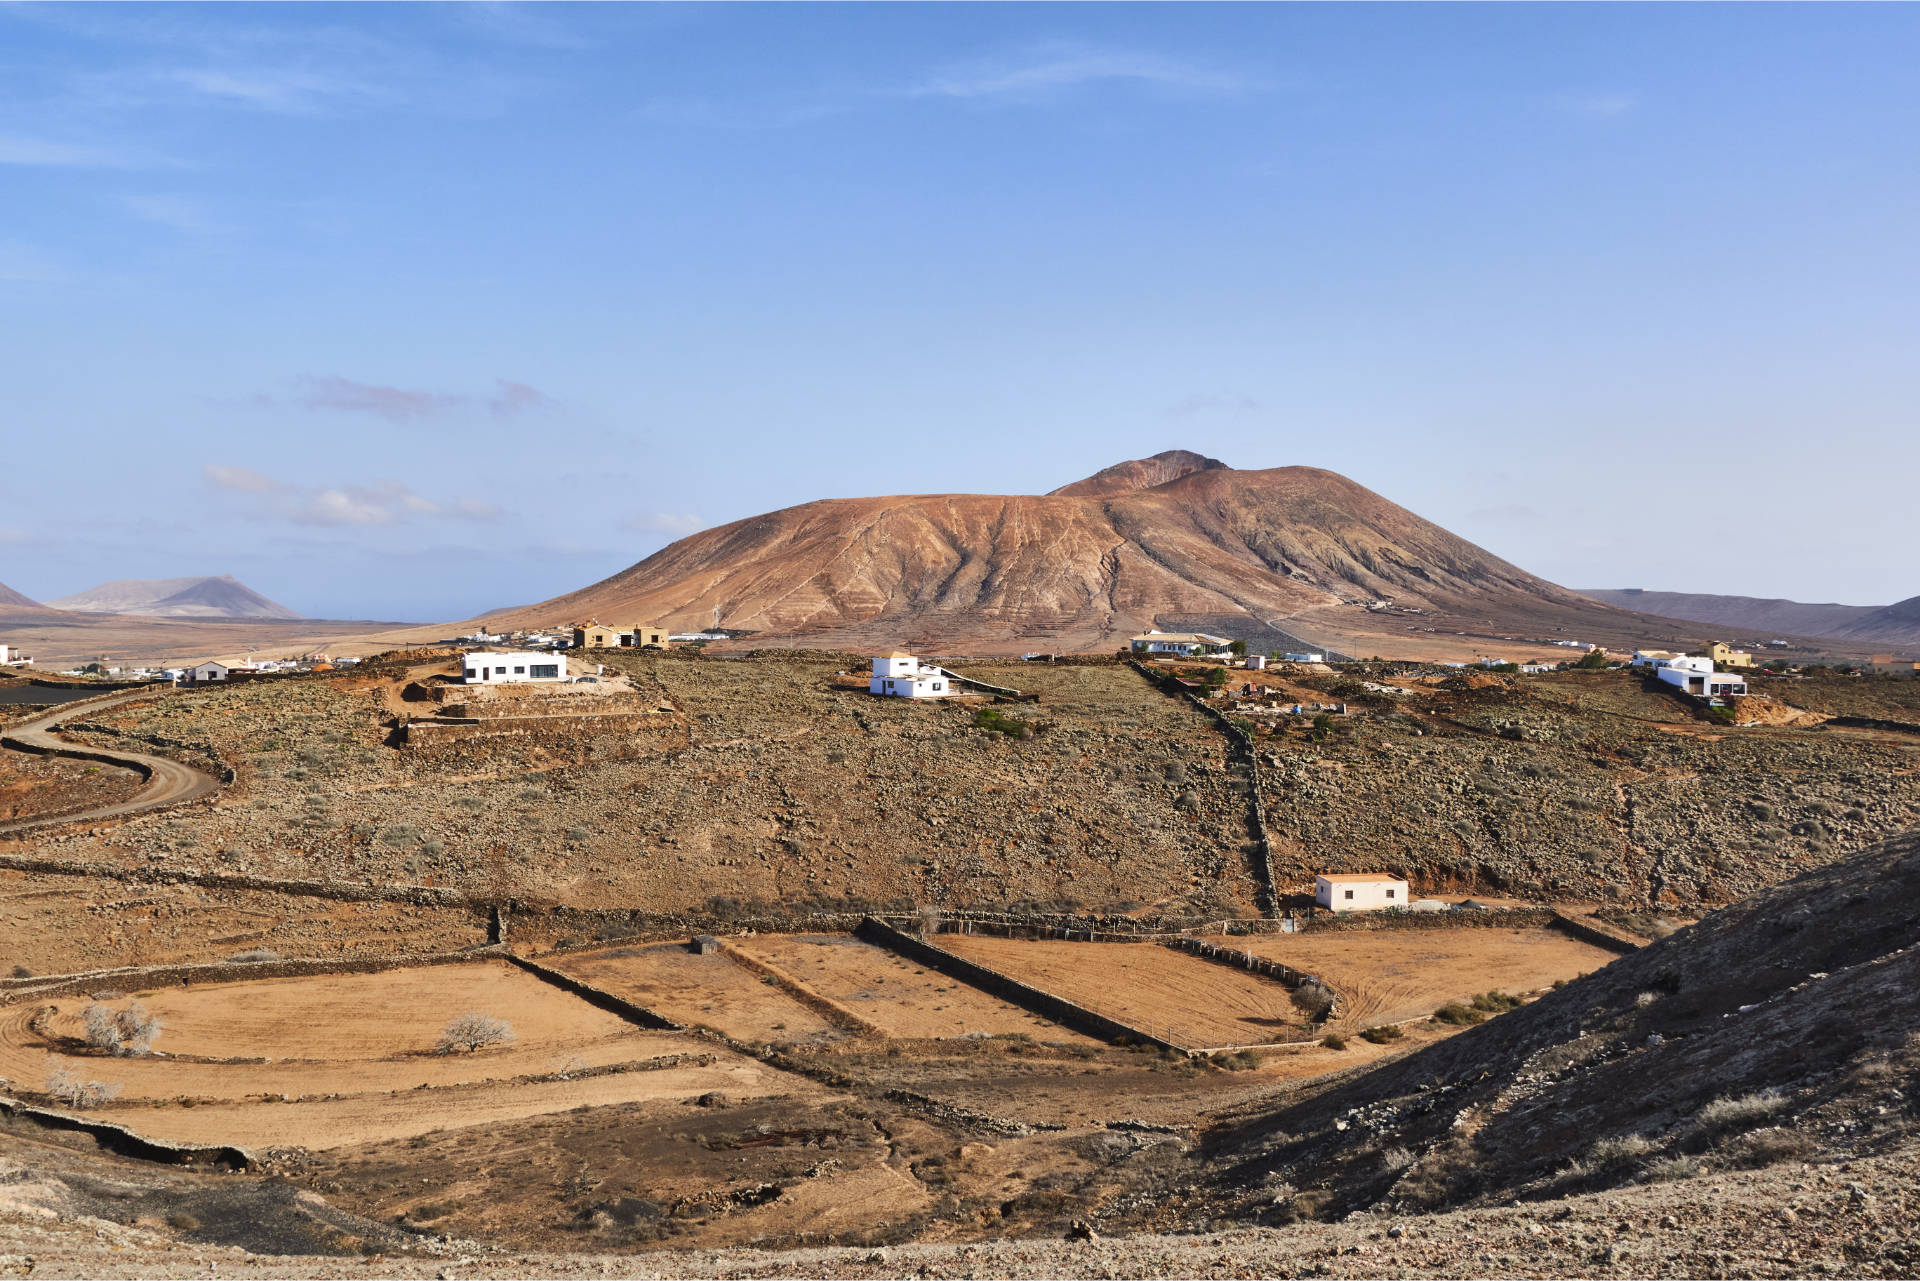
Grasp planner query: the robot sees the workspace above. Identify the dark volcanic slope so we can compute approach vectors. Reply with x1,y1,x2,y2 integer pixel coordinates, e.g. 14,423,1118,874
1581,587,1886,641
0,580,39,608
1834,593,1920,647
501,454,1642,654
47,574,303,621
1209,830,1920,1220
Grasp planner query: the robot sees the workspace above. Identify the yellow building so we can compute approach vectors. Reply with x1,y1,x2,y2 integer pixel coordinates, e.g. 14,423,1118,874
573,623,621,649
1700,642,1754,669
626,624,669,649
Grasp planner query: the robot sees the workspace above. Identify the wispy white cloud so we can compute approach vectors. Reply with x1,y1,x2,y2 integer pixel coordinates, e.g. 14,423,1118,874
1165,394,1262,419
162,66,388,116
910,46,1257,102
1554,92,1637,119
205,465,503,528
254,375,554,422
0,134,140,169
120,193,228,235
625,512,705,537
0,241,66,284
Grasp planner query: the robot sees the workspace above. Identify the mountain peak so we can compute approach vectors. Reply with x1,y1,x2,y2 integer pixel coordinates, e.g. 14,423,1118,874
0,580,39,609
46,575,303,621
1048,449,1231,498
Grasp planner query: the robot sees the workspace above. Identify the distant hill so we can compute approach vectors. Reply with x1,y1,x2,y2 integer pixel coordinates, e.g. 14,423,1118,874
46,575,303,621
0,581,39,609
495,450,1695,656
1581,587,1919,649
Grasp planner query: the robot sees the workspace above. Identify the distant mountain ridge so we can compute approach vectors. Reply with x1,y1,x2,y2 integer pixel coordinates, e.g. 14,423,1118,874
1581,587,1920,649
0,581,38,609
46,575,303,621
494,450,1674,655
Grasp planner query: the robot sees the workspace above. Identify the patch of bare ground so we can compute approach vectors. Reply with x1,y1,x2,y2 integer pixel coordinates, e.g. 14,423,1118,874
929,937,1311,1050
1205,927,1618,1027
726,934,1080,1041
547,943,843,1045
0,748,145,824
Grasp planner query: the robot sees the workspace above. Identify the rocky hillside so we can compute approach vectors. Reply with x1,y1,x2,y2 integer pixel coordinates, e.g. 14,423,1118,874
1580,587,1890,642
0,580,39,609
497,453,1662,656
1834,593,1920,647
1206,829,1920,1224
46,574,303,621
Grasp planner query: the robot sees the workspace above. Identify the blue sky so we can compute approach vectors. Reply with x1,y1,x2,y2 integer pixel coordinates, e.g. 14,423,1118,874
3,3,1916,620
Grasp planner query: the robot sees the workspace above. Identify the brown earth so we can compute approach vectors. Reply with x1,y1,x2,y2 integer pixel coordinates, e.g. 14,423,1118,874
930,937,1311,1051
546,943,844,1044
727,934,1080,1041
471,453,1755,660
1202,927,1618,1027
0,748,144,824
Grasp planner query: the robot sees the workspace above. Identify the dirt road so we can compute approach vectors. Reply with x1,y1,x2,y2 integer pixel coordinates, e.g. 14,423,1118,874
0,689,220,835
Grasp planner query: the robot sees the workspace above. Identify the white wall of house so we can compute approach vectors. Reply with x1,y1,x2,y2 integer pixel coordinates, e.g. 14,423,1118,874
1315,875,1410,912
1283,652,1325,664
869,653,953,697
463,650,568,684
1656,666,1747,697
187,662,230,683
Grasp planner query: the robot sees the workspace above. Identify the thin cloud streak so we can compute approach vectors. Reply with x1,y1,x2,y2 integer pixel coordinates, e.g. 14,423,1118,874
910,47,1258,102
0,134,139,168
204,465,503,528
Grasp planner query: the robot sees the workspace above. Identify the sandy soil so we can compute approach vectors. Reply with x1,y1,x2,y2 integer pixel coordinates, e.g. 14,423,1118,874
1201,927,1619,1026
0,747,145,824
547,943,842,1044
931,938,1309,1050
729,935,1086,1041
100,1055,817,1151
0,870,487,977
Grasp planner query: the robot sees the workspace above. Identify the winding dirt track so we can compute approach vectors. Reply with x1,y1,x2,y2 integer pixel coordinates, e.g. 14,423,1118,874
0,690,220,836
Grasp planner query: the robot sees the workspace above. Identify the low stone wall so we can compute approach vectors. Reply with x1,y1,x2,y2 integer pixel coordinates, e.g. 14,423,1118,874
502,954,681,1031
1297,906,1560,935
1,946,498,1006
401,711,674,747
709,940,886,1037
58,721,235,783
0,1095,252,1169
855,917,1184,1053
1824,714,1920,736
1129,659,1281,917
1548,910,1645,955
0,851,478,907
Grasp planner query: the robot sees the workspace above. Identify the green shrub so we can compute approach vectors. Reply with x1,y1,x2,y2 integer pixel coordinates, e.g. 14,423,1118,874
1359,1024,1404,1044
1434,1003,1485,1026
1470,990,1520,1013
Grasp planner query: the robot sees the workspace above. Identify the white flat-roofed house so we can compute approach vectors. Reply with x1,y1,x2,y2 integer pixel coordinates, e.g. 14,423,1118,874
462,650,567,684
1129,631,1234,657
0,644,30,667
869,652,954,698
1631,650,1681,669
1315,873,1410,912
1283,652,1326,664
1655,657,1747,699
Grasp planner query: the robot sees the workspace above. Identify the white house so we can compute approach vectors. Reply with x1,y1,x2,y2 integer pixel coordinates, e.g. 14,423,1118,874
869,652,955,699
1315,873,1410,912
1655,661,1747,699
1630,650,1682,669
462,650,567,684
1243,654,1267,671
1129,631,1234,658
180,661,231,685
0,644,30,667
1282,652,1326,664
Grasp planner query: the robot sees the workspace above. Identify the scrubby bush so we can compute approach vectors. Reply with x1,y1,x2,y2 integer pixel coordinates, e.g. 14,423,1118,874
436,1011,515,1054
224,948,283,964
46,1067,120,1109
82,1000,161,1055
1695,1089,1788,1133
1359,1024,1404,1044
1588,1133,1659,1169
1291,980,1335,1022
1320,1032,1347,1050
1471,991,1521,1013
1434,1002,1485,1026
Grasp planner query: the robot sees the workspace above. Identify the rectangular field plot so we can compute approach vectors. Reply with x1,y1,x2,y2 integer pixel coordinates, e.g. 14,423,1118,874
730,934,1087,1041
1202,927,1619,1027
548,942,842,1043
932,936,1310,1049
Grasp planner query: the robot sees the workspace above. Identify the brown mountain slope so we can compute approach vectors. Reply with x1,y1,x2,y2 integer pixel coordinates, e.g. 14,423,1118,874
0,580,40,609
1048,448,1229,497
1579,587,1886,641
1833,592,1920,647
497,456,1682,656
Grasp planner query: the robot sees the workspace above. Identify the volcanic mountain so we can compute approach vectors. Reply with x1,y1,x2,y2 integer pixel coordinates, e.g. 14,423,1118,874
1579,587,1920,648
46,575,303,621
499,452,1740,657
0,580,39,609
